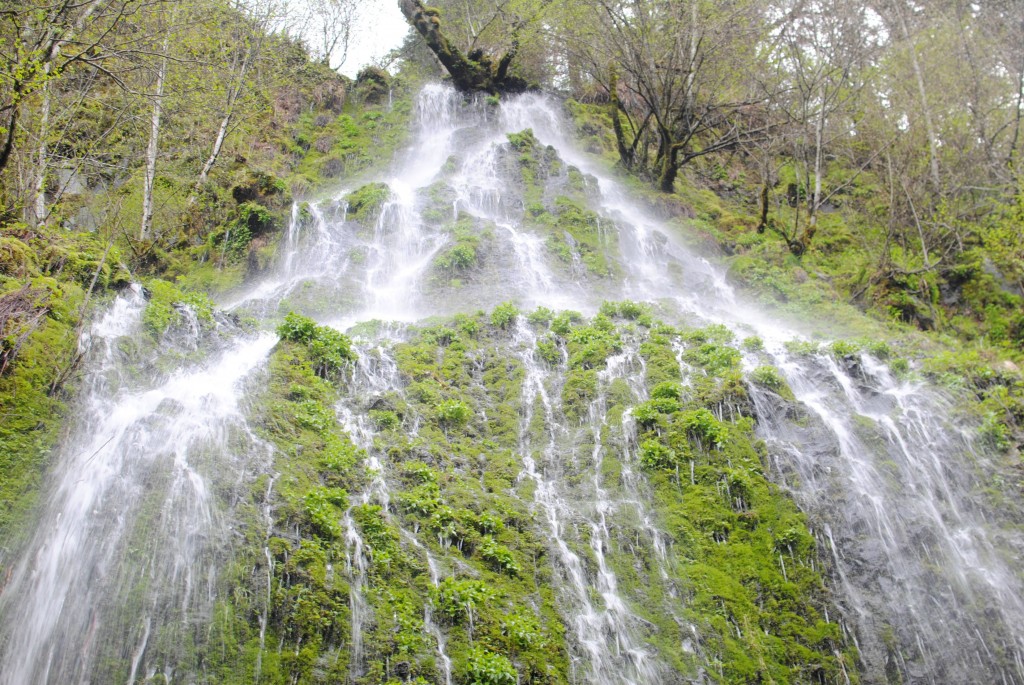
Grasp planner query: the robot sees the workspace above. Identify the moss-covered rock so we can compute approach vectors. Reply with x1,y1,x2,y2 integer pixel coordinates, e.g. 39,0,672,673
345,182,391,225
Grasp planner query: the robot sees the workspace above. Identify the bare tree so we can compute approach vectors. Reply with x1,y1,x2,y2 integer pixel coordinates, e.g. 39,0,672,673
573,0,774,192
289,0,360,71
0,1,141,179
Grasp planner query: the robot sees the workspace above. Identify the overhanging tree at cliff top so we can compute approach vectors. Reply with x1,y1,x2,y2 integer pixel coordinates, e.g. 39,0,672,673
595,0,773,192
397,0,532,94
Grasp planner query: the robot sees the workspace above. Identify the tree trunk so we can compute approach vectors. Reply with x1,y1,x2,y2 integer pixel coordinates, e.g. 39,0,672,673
0,104,19,177
0,0,104,178
197,41,253,190
756,183,769,233
894,1,941,191
398,0,529,94
198,114,230,188
141,38,169,241
1008,49,1024,179
802,83,826,250
609,68,632,169
659,145,679,193
32,65,52,227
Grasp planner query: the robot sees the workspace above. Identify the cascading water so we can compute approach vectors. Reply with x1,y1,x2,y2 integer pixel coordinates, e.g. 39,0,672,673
0,289,276,684
750,349,1024,683
2,82,1022,685
513,322,665,684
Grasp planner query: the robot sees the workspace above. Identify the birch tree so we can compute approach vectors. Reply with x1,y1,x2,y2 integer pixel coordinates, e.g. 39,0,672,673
141,7,175,240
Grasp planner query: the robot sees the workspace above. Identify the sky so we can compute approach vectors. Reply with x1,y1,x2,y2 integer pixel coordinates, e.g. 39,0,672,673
338,0,409,77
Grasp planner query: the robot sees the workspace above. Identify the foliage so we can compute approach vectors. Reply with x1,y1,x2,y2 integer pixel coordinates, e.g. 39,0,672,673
479,536,520,576
490,301,519,330
435,243,477,270
276,312,356,378
142,279,214,336
463,647,518,685
436,399,472,428
749,365,794,400
344,182,391,224
434,577,493,622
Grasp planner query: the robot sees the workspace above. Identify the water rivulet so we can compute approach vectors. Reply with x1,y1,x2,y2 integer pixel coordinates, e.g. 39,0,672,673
1,85,1021,684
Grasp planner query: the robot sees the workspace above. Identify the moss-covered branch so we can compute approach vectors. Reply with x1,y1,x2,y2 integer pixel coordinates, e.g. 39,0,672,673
398,0,530,94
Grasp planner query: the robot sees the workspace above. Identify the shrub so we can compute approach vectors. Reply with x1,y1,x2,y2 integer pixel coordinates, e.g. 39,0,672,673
436,243,476,270
368,409,400,430
536,336,561,364
639,439,677,469
502,610,543,649
277,312,356,378
437,399,471,428
566,325,620,369
307,326,356,375
464,647,517,685
632,397,681,429
741,336,764,351
550,310,582,336
651,381,683,401
479,536,519,576
303,487,347,539
434,578,493,623
236,202,274,235
632,403,662,429
527,306,553,325
277,311,318,343
680,408,729,449
476,512,504,534
829,339,860,357
784,339,819,356
750,365,793,399
684,342,741,375
491,301,519,330
599,300,648,320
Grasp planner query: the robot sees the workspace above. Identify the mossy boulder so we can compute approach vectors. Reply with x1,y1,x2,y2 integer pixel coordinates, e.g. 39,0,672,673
344,182,391,225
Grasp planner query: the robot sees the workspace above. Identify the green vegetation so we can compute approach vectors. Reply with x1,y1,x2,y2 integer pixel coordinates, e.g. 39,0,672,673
2,2,1022,683
502,129,619,278
277,312,356,378
141,278,214,336
630,319,857,683
344,183,392,225
0,223,128,540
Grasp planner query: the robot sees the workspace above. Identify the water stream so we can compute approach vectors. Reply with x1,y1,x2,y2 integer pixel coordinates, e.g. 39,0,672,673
0,83,1021,684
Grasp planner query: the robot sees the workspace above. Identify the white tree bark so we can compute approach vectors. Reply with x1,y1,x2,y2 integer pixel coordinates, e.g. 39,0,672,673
810,82,826,229
32,65,51,227
894,1,941,191
141,36,170,240
197,40,254,188
28,0,107,225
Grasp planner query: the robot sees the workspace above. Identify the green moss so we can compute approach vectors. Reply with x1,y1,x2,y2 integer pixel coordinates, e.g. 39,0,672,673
750,365,795,401
539,197,618,277
277,312,356,378
344,182,391,224
141,278,214,337
627,324,857,683
490,302,519,330
561,368,597,423
0,225,127,541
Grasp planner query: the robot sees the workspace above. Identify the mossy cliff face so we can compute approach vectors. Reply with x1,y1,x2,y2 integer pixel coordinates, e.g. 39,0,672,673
0,223,130,541
198,305,853,685
503,129,616,280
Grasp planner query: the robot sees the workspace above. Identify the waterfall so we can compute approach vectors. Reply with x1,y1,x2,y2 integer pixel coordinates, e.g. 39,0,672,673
1,83,1021,685
0,288,277,683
